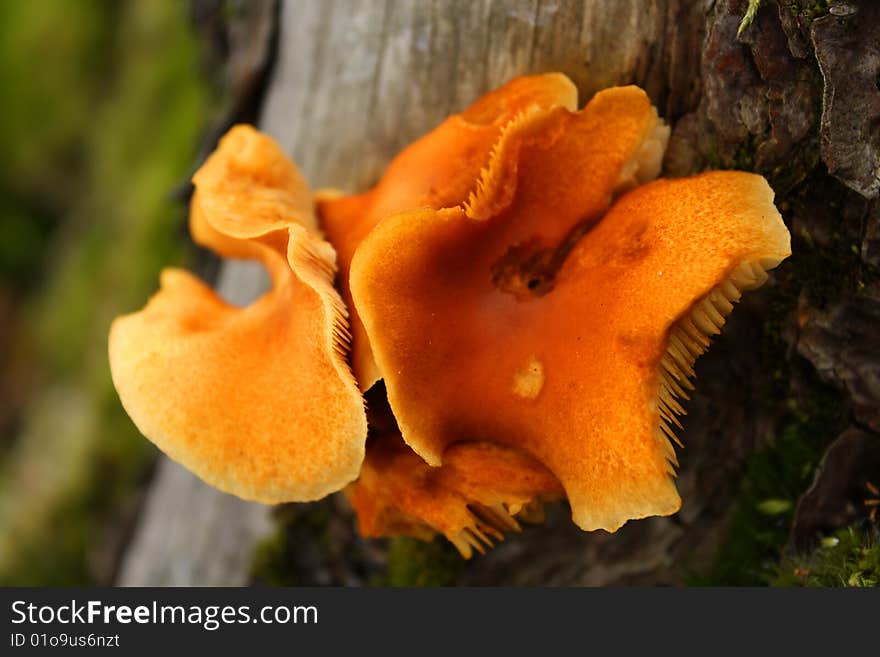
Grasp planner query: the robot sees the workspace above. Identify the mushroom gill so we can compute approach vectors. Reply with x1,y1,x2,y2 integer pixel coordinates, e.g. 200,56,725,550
109,126,366,503
348,431,564,559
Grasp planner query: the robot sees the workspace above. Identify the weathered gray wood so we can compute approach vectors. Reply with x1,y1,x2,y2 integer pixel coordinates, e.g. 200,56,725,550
116,457,273,586
260,0,703,191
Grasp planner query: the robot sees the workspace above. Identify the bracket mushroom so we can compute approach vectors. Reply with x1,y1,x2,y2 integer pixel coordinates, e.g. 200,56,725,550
349,87,790,533
109,126,367,503
109,75,791,556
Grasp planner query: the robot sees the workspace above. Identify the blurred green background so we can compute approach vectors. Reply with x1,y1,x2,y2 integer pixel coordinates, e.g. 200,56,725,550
0,0,212,584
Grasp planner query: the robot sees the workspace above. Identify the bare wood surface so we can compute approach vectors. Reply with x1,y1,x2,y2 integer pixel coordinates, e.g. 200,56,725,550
259,0,703,191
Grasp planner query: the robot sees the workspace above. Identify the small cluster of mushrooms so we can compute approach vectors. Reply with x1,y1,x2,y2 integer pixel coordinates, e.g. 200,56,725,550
109,74,790,557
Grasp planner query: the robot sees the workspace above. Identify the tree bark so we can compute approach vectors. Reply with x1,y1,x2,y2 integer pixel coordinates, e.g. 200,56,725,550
121,0,880,585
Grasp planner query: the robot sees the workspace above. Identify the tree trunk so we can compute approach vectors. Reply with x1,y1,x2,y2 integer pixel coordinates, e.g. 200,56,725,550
121,0,880,586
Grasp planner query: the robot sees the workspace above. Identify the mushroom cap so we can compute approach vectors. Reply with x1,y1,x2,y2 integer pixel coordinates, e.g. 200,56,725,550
188,124,317,272
109,126,366,503
350,86,790,531
319,73,578,391
193,124,318,239
348,431,564,558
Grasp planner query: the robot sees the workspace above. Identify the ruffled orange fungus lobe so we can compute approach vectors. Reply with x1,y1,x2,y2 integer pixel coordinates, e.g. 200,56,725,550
350,88,790,532
319,73,578,391
109,75,792,556
349,431,564,558
109,126,366,503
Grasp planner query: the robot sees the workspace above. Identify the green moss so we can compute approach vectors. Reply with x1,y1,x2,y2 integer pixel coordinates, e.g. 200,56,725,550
248,505,332,586
693,371,847,586
382,537,466,587
248,503,467,587
700,135,762,180
250,527,299,587
738,0,762,36
782,1,830,21
730,137,756,172
773,527,880,587
690,165,866,586
800,1,831,20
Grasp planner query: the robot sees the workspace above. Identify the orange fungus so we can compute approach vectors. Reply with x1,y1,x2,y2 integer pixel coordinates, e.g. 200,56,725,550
109,75,791,555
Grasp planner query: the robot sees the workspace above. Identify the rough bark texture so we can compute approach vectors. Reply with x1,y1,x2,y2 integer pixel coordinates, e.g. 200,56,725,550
121,0,880,585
